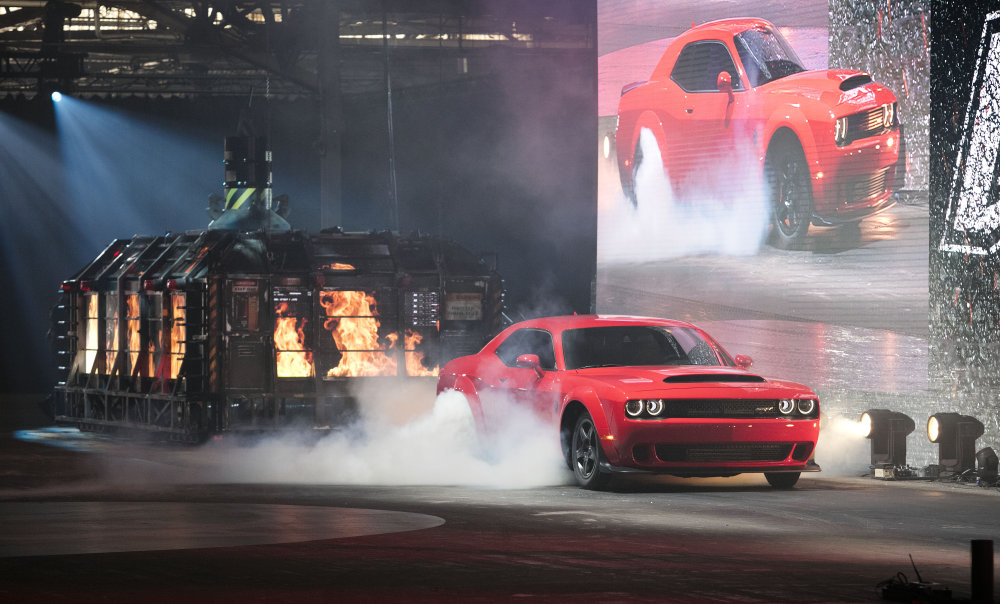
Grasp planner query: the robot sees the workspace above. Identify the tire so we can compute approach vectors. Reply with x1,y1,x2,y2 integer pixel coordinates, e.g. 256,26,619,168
764,472,801,489
765,140,813,249
571,413,611,489
621,139,642,207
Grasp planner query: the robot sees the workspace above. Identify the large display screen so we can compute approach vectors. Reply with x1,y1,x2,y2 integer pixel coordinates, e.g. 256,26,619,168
596,0,930,411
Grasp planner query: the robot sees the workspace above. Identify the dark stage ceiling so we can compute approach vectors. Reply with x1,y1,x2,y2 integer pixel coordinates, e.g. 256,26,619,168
0,1,593,99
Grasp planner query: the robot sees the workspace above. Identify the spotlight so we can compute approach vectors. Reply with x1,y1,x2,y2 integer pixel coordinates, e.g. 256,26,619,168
860,409,915,477
51,91,63,103
926,413,985,475
976,447,999,485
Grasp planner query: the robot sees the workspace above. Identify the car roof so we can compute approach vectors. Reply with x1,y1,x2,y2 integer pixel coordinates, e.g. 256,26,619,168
508,315,699,333
687,17,775,38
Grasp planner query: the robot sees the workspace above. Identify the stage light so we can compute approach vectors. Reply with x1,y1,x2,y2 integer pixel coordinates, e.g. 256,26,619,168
974,447,998,484
860,409,915,476
926,412,985,475
51,91,63,103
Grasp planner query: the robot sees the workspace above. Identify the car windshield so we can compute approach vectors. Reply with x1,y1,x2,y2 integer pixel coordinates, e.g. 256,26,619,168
562,325,730,369
734,26,806,87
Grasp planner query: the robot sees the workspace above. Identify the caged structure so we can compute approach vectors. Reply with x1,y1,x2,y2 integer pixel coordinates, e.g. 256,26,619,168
50,136,505,442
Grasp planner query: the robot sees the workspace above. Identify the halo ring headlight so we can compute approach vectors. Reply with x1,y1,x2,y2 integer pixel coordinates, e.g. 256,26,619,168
645,399,664,416
796,399,816,416
625,399,644,418
778,399,795,415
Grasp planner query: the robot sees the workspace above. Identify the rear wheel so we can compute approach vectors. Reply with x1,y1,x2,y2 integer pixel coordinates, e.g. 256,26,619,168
571,413,611,489
766,140,813,248
621,139,643,207
764,472,801,489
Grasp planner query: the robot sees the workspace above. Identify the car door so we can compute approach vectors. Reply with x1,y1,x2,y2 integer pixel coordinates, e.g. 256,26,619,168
665,40,746,191
481,328,561,426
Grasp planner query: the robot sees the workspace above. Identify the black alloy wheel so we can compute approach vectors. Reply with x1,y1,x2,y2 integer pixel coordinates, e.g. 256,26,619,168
764,471,801,488
766,141,813,248
571,413,611,489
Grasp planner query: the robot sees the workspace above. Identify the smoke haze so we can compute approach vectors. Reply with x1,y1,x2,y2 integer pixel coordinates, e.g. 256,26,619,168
598,127,770,263
165,384,573,489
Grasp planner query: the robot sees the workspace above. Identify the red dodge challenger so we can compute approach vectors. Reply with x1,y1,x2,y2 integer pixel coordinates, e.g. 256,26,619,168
437,315,820,489
616,18,902,247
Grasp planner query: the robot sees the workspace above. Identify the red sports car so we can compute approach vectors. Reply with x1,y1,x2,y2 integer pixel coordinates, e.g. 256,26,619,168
615,18,902,247
436,315,820,489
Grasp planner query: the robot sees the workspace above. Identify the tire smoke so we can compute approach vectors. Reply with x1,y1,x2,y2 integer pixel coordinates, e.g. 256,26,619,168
598,127,770,262
195,382,572,489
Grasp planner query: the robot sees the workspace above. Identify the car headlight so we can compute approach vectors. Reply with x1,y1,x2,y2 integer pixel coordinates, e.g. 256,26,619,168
625,399,644,418
796,399,816,416
834,116,848,145
645,399,665,416
883,103,895,129
778,399,795,415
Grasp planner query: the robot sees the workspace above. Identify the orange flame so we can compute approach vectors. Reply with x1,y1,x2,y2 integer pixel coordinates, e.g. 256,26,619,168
170,294,185,379
319,290,397,377
320,262,356,271
126,294,142,374
404,330,438,377
274,302,315,377
85,294,99,372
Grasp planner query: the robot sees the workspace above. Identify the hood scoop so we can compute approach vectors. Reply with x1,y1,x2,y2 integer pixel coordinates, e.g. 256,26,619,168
663,374,766,384
839,74,872,91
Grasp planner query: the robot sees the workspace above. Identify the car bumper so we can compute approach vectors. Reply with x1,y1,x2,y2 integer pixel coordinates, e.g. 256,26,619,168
809,133,900,223
603,418,820,475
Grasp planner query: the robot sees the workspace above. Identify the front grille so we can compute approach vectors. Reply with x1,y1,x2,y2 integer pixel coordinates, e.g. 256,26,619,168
655,443,793,463
845,105,894,143
841,167,890,204
661,399,816,419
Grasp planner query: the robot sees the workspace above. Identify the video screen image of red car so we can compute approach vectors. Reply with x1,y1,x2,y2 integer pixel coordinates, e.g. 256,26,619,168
615,18,902,248
437,315,820,490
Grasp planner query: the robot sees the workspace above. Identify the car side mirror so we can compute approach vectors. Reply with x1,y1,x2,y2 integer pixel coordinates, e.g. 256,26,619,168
717,71,734,102
734,354,753,370
515,353,544,378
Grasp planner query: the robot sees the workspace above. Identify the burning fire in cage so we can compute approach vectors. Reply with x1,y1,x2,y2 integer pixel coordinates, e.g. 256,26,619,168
316,291,438,377
274,302,315,378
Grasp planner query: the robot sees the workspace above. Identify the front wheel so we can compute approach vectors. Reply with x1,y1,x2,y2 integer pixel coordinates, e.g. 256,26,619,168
765,141,813,249
571,413,611,489
764,472,801,489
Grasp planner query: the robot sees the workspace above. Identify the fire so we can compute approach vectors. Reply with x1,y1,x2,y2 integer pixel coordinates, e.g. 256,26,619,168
319,290,397,377
85,294,98,372
170,294,185,379
404,330,438,377
318,290,439,377
274,302,315,377
126,294,142,374
321,262,356,271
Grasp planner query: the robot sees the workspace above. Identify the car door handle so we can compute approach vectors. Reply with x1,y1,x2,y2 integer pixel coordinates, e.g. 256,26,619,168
685,108,693,114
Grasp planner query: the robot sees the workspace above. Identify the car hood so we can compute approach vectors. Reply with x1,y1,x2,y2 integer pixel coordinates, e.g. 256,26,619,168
760,68,894,111
570,366,812,397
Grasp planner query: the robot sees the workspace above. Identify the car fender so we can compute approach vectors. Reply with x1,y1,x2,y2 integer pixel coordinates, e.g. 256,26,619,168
437,373,486,435
632,110,668,162
762,104,822,175
617,109,667,190
559,388,622,466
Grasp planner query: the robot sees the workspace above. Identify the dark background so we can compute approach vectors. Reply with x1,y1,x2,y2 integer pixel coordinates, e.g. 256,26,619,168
0,4,597,393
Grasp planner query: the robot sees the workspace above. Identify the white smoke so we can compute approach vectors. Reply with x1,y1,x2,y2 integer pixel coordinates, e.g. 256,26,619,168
598,127,770,262
191,382,571,489
814,413,871,476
